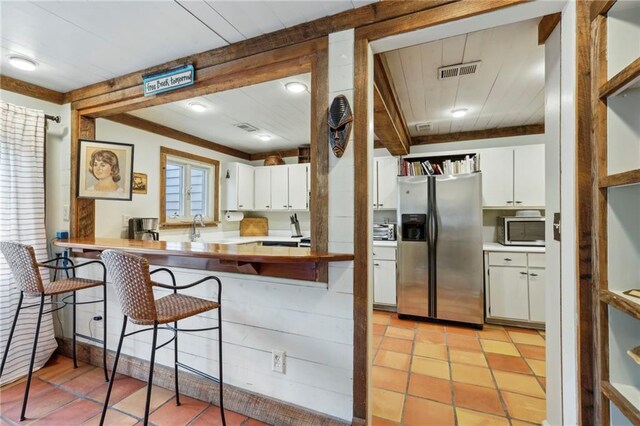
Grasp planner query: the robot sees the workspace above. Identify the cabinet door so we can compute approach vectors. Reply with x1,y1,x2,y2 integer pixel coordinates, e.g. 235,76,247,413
372,160,378,208
254,167,271,210
514,145,545,207
528,267,545,323
374,259,396,306
481,148,514,207
488,266,529,320
376,157,398,210
288,164,308,210
237,164,254,210
270,166,289,211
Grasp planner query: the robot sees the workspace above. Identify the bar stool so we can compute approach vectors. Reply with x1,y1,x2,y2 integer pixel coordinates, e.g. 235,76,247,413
99,249,225,426
0,241,109,421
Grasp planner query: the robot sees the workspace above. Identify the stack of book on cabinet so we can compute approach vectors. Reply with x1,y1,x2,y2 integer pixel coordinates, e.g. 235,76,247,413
400,154,480,176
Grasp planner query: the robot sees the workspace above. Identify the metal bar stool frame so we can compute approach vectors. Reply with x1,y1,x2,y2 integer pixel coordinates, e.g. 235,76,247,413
99,252,225,426
0,243,109,422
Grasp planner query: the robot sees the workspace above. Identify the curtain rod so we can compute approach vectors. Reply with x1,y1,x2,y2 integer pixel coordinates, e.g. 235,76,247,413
45,114,60,123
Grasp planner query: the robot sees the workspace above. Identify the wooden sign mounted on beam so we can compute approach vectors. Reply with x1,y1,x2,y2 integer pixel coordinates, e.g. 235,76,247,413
142,64,194,96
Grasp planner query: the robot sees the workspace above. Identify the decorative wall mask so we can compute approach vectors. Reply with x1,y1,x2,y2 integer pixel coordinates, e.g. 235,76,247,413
328,95,353,158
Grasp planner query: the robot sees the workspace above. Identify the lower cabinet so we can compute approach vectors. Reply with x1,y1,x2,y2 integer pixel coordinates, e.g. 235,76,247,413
373,246,396,308
485,251,545,325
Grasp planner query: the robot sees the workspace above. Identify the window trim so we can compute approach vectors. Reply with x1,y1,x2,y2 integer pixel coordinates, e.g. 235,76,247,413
160,146,220,228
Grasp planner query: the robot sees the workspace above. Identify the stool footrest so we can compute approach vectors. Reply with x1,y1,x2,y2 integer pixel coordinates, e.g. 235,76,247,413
176,361,220,384
75,333,104,345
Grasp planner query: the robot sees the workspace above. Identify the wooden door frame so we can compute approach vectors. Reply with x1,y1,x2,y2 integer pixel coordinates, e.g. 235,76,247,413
353,1,595,423
69,38,329,281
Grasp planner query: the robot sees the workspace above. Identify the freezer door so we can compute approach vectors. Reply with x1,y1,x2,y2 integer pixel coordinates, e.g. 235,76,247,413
433,173,484,325
397,177,431,318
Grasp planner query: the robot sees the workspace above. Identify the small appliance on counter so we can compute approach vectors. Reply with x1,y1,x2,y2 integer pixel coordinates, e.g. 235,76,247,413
373,223,396,241
497,211,545,246
128,217,159,240
298,237,311,248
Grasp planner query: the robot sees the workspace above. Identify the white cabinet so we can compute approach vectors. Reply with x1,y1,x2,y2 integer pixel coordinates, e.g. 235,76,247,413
373,157,398,210
485,250,545,325
253,164,309,212
373,246,397,307
481,145,545,208
225,162,254,211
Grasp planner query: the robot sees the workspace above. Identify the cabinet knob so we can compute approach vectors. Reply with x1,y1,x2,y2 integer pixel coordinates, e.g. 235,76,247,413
283,205,288,208
504,258,512,262
379,204,384,207
530,273,538,277
239,205,243,208
506,201,513,204
520,272,528,275
266,205,270,208
374,263,380,266
288,205,292,208
515,201,523,204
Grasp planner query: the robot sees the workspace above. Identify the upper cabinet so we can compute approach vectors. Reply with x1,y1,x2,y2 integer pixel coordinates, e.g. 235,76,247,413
225,162,254,211
374,157,398,210
227,163,309,212
481,145,545,209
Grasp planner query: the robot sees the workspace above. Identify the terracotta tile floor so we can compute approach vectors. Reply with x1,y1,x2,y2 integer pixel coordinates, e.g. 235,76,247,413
0,354,268,426
372,310,546,426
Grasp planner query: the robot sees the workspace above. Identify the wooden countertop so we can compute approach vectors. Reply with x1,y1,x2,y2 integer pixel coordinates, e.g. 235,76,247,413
55,238,354,264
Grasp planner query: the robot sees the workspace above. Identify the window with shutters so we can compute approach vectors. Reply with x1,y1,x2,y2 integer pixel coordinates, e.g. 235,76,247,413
160,147,219,227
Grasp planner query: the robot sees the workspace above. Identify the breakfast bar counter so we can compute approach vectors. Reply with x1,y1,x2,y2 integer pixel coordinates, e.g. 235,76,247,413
55,238,354,282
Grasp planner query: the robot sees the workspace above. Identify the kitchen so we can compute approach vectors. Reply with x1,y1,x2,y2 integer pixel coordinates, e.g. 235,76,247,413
0,1,638,426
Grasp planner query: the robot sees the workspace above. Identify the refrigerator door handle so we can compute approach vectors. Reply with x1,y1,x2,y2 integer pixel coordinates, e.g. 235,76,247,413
428,177,437,317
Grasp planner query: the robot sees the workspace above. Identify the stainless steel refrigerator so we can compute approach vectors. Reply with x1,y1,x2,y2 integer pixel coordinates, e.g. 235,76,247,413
396,173,484,326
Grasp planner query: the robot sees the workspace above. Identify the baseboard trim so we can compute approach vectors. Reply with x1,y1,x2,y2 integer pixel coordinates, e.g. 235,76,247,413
55,338,349,426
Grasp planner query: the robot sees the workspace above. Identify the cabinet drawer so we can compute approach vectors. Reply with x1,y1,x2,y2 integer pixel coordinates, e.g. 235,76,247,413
373,247,396,261
528,253,545,268
488,252,527,267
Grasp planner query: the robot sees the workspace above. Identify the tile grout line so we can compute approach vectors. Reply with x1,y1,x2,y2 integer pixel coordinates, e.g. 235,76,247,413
479,328,516,425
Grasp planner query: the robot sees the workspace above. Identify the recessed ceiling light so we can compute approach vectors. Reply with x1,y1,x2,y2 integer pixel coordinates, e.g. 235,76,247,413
285,82,307,93
188,102,207,113
451,108,468,118
9,56,38,71
258,134,272,141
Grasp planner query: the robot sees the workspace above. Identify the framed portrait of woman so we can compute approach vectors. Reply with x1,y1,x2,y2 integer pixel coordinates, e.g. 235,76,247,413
77,139,134,200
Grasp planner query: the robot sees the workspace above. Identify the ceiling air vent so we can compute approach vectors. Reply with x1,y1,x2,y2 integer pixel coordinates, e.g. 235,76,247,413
415,123,432,133
438,61,481,80
234,122,259,132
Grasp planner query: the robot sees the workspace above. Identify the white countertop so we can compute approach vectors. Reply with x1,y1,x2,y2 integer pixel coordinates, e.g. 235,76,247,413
374,240,397,247
483,242,545,253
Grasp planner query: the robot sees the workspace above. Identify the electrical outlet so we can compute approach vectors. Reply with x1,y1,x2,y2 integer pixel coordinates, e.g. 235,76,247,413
122,214,131,227
271,349,286,374
63,205,69,222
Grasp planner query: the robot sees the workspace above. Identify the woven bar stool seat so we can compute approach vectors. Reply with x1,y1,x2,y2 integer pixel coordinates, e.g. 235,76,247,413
43,277,104,295
100,249,226,426
0,241,109,422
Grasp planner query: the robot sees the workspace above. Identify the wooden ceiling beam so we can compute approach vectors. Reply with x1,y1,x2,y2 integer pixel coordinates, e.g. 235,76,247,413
64,1,457,103
590,0,617,21
411,124,544,146
538,13,561,45
373,55,410,156
104,113,251,160
1,75,65,105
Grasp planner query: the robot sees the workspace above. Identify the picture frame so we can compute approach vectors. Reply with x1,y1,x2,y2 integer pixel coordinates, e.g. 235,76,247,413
132,172,148,194
77,139,134,201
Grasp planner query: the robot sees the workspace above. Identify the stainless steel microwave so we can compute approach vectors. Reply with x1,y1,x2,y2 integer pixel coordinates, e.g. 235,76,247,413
497,216,545,246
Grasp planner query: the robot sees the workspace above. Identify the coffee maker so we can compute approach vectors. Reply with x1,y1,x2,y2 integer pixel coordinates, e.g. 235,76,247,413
128,217,159,240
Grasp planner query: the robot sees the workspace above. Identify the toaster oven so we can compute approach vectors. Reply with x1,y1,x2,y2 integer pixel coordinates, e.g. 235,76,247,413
373,223,396,241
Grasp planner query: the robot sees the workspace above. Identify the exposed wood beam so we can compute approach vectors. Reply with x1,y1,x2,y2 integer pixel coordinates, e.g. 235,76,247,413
64,1,457,104
249,150,299,162
373,55,410,155
1,75,65,105
104,114,251,160
411,124,544,145
590,0,616,21
599,57,640,98
538,13,561,45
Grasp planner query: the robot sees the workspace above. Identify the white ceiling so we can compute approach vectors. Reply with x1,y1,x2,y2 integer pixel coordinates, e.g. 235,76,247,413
128,73,311,154
382,17,545,137
0,0,375,93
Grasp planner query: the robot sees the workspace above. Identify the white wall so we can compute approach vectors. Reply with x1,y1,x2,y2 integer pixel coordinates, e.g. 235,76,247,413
0,90,71,255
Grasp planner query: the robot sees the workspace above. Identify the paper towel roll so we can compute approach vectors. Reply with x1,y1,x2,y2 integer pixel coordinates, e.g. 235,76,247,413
224,211,244,222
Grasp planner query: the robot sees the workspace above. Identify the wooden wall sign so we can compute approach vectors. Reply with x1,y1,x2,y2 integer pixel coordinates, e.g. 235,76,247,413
142,64,194,96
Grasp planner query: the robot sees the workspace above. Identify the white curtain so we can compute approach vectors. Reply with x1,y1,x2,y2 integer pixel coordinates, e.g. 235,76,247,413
0,101,57,385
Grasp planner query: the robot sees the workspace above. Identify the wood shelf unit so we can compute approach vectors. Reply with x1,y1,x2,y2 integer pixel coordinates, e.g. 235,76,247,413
592,1,640,424
599,169,640,188
600,57,640,98
600,289,640,321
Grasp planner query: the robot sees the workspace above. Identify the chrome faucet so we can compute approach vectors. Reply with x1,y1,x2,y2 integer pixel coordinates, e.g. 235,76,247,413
190,214,205,242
